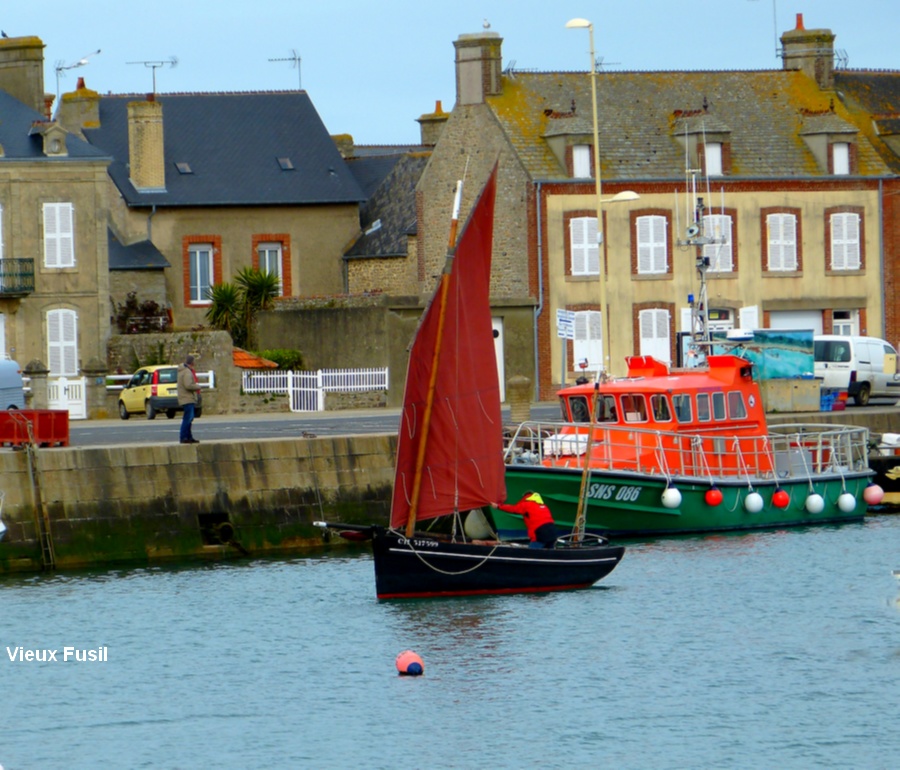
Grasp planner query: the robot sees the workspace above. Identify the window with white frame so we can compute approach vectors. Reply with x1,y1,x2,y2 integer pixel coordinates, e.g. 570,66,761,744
832,310,857,336
830,212,861,270
188,243,215,303
47,308,78,376
570,217,599,275
766,213,797,271
573,310,603,369
43,202,75,268
702,214,733,272
572,145,592,178
639,308,670,363
832,143,850,175
257,242,284,293
637,215,668,274
705,143,723,176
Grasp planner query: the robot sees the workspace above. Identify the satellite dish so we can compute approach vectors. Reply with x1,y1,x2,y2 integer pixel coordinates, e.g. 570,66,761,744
686,224,700,238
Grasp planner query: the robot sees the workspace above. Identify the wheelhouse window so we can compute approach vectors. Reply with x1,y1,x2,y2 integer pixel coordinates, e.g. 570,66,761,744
712,392,726,420
672,393,692,423
569,396,590,423
696,392,711,422
830,212,861,270
621,394,648,423
596,394,618,423
766,213,797,271
189,243,214,304
702,214,733,272
572,145,592,178
43,202,75,268
637,215,668,274
570,217,599,275
727,391,748,419
650,394,672,422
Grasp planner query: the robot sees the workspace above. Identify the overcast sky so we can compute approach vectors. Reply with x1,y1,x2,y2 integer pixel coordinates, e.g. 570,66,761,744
4,0,897,145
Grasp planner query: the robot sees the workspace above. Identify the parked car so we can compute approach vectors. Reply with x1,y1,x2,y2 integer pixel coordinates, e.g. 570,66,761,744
814,334,900,406
118,365,203,420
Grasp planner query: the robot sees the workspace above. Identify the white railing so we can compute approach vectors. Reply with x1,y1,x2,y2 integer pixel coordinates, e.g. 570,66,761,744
106,370,216,392
242,367,389,412
242,367,388,395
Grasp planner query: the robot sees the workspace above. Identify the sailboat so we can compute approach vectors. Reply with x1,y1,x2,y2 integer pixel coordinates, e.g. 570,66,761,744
316,166,625,599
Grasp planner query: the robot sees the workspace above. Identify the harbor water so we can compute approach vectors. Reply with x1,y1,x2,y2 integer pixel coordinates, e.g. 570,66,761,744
2,515,899,769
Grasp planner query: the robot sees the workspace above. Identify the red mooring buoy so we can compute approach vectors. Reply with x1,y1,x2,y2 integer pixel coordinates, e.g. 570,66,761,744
395,650,424,676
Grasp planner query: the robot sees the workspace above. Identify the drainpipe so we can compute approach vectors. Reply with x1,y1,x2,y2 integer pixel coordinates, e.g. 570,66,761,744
879,178,885,335
147,204,157,240
533,181,544,402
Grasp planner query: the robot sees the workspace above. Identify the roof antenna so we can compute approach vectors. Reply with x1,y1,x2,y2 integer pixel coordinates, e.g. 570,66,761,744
269,49,302,89
54,49,101,104
127,57,178,96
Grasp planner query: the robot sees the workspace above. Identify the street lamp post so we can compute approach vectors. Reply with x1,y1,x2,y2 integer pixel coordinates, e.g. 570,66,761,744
565,18,638,378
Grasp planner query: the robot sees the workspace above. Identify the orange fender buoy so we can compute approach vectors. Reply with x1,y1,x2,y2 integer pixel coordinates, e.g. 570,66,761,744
395,650,424,676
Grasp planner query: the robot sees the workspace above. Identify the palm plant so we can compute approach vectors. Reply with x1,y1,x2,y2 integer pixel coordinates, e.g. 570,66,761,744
205,268,279,349
205,282,246,347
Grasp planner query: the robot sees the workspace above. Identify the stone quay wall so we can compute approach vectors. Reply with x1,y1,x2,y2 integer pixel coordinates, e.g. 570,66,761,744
0,434,396,574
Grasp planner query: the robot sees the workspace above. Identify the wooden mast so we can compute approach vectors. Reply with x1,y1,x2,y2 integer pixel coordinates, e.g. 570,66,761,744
405,180,464,538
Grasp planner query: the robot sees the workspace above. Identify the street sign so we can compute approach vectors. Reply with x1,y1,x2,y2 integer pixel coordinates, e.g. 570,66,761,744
556,308,575,339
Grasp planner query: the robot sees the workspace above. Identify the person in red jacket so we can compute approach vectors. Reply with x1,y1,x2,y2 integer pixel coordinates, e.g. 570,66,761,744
495,491,558,548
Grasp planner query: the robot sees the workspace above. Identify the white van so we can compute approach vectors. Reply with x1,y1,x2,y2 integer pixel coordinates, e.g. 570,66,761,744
814,335,900,405
0,359,25,410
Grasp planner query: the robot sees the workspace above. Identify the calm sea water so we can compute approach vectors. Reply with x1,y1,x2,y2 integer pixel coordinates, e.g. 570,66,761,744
2,515,899,770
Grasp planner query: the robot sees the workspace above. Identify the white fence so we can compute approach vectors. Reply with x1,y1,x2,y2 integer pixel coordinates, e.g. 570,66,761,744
242,367,389,412
48,376,87,420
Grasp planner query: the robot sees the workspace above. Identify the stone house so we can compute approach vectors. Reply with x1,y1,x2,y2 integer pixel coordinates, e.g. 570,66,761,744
416,17,900,400
0,36,112,383
57,84,366,334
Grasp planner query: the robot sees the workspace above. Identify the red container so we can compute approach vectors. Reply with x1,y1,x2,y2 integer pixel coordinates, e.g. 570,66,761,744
0,410,69,447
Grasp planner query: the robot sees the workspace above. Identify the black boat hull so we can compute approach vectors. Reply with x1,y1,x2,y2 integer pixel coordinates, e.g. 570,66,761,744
371,528,625,599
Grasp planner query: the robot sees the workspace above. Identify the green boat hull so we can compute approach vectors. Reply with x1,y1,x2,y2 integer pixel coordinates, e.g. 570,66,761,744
495,465,872,538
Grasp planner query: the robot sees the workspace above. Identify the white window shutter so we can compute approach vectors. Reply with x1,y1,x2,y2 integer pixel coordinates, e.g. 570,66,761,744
831,212,860,270
639,309,670,363
574,310,603,369
43,203,75,268
47,308,78,376
570,217,598,275
702,214,733,271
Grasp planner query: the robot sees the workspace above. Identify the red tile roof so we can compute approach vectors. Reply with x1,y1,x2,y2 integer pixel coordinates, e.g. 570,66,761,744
232,349,278,369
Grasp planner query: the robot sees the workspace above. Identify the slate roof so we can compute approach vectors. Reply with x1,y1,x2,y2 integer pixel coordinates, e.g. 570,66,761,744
344,151,429,259
488,68,894,181
834,71,900,173
82,91,365,207
0,91,109,161
108,229,170,270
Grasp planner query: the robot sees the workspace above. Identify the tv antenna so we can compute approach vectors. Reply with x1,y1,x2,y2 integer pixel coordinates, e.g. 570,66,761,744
269,49,301,89
54,49,101,103
127,57,179,95
596,56,621,70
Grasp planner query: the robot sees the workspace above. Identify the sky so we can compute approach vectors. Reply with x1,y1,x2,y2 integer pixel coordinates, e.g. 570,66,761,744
4,0,898,145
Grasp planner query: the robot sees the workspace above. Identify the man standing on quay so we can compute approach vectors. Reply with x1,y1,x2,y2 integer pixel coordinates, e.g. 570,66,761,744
177,354,202,444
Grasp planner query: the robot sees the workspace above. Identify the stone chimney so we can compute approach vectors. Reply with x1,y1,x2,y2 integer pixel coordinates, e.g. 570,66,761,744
0,35,46,114
454,31,503,105
781,13,835,90
127,95,166,192
416,100,450,145
56,77,101,138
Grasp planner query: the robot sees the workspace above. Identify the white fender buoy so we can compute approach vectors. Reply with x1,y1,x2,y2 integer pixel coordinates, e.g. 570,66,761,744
661,486,682,509
837,492,857,513
805,493,825,514
744,491,763,513
863,484,885,506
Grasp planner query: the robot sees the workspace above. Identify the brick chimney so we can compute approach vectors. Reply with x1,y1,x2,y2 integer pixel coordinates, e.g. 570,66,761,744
56,77,101,138
416,100,449,145
454,31,503,105
781,13,835,90
0,35,46,114
128,95,166,192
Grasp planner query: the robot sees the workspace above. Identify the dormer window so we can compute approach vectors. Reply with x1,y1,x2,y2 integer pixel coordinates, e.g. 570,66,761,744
704,143,723,176
832,142,850,175
572,145,592,178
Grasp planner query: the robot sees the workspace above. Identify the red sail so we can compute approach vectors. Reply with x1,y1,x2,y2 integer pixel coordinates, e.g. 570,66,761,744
390,167,506,529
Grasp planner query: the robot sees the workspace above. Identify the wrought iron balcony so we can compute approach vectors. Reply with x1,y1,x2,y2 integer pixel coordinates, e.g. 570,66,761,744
0,259,35,296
